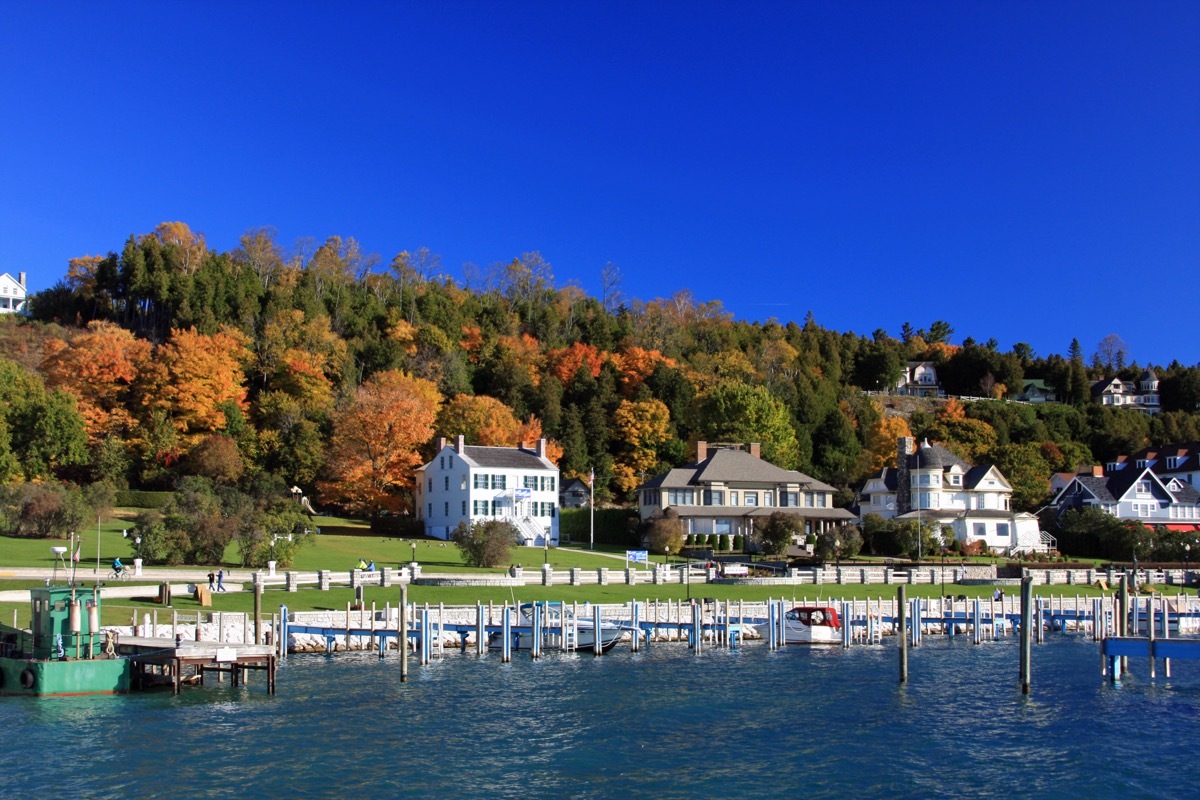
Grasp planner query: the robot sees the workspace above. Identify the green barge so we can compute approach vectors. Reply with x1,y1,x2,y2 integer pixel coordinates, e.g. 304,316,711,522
0,585,131,697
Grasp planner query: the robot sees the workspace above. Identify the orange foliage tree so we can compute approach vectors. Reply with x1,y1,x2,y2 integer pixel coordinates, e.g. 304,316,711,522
545,342,605,383
516,415,563,464
613,346,675,395
318,370,443,516
138,327,251,442
438,394,522,446
41,321,153,443
862,410,914,473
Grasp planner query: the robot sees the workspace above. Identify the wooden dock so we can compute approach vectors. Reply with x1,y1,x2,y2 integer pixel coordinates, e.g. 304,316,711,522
115,635,278,694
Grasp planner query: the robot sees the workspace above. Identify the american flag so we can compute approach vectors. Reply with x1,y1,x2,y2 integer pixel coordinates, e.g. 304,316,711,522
72,546,80,562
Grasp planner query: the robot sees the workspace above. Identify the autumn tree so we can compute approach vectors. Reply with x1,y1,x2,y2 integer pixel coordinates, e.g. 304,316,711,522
138,326,251,443
318,370,442,517
611,398,672,494
756,512,802,556
41,320,152,443
640,508,684,556
862,411,913,473
438,394,522,446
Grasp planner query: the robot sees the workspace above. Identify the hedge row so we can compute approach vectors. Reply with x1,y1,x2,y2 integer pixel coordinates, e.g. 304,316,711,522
114,490,175,509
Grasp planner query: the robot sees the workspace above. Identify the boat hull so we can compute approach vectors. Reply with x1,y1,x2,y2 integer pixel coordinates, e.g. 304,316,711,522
488,628,624,654
753,622,840,645
0,656,131,697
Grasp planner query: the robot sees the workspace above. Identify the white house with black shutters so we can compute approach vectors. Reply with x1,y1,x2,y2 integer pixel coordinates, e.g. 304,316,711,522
415,436,560,546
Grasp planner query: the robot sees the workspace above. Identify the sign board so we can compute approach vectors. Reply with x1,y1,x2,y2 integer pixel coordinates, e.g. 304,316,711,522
215,647,238,663
724,564,749,576
626,550,649,564
514,488,532,500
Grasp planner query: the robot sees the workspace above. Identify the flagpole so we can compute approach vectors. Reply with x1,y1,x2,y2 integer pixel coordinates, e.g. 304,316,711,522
589,468,594,551
95,514,101,574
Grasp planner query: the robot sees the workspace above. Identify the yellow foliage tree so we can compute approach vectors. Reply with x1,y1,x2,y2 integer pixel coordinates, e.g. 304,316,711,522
611,398,672,494
438,394,522,446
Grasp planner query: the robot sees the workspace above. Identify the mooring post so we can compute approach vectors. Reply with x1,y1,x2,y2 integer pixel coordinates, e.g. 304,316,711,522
1019,575,1033,694
593,604,604,656
253,577,263,645
898,585,908,684
631,602,640,652
400,583,409,681
502,605,512,663
476,603,485,655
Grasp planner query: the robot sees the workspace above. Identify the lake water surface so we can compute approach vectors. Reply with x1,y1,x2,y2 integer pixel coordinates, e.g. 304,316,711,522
5,636,1198,799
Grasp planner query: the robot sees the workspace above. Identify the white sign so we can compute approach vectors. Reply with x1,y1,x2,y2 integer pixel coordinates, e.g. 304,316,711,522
626,550,649,563
215,647,238,663
515,488,532,499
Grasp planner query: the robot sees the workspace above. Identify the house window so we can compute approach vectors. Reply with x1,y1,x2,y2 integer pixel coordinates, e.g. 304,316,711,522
1136,481,1151,495
461,476,467,490
444,502,449,516
705,490,725,505
492,475,507,490
427,503,432,517
541,476,556,491
973,523,986,538
730,491,739,505
440,456,445,469
428,478,433,491
462,501,467,515
474,474,488,489
997,523,1010,541
491,500,501,515
473,501,489,515
805,492,815,507
444,476,450,491
817,493,827,508
950,475,961,486
745,492,758,506
668,489,694,505
781,492,798,507
763,492,773,507
525,476,538,490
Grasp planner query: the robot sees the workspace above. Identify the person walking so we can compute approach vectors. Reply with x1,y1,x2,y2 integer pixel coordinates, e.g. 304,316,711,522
216,568,226,592
207,570,215,592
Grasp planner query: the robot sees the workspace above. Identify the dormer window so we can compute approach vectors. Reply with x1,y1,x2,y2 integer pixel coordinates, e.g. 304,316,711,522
949,474,961,487
1136,480,1151,495
1106,462,1119,472
1136,460,1148,469
1167,457,1180,470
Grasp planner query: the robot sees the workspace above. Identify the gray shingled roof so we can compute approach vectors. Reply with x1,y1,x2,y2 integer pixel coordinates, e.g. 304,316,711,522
637,447,836,493
460,445,555,470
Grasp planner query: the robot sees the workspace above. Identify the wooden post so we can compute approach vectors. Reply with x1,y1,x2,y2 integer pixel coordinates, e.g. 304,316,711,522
400,583,409,681
254,579,263,645
1019,575,1033,695
898,585,908,683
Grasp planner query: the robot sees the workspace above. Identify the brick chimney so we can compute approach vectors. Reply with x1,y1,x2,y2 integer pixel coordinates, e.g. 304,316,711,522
749,442,761,459
436,436,447,451
18,272,26,288
536,438,546,458
455,435,465,454
1091,465,1104,477
896,437,915,514
696,441,708,462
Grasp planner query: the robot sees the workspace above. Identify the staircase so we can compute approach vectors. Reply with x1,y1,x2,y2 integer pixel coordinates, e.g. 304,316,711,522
510,516,548,546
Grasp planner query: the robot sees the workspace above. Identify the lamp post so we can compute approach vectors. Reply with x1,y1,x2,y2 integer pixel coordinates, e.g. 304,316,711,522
835,537,841,573
1186,543,1192,582
411,542,418,565
543,535,549,565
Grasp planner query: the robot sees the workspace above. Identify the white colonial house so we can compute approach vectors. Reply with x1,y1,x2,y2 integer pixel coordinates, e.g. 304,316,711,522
636,442,857,541
1050,458,1200,534
0,272,27,314
414,436,560,546
858,437,1047,554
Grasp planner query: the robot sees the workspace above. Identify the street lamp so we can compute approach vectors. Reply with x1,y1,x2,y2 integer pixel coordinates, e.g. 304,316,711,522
411,542,418,565
835,537,841,572
1185,543,1191,578
543,535,549,565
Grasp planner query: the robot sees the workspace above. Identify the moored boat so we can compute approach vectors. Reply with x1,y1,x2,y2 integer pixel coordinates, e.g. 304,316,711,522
754,605,841,645
488,602,624,653
0,585,131,697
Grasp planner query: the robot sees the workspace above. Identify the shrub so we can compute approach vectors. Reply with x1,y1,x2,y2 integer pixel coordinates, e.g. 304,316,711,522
452,519,520,568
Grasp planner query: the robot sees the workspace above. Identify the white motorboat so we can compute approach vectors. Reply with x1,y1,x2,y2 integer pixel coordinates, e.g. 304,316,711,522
754,605,841,645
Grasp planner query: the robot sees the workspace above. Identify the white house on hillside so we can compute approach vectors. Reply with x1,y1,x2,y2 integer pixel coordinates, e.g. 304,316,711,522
858,437,1047,554
415,436,560,546
0,272,27,314
1050,455,1200,533
896,361,941,396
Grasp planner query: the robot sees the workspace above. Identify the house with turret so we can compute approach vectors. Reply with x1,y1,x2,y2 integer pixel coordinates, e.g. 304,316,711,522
858,437,1048,554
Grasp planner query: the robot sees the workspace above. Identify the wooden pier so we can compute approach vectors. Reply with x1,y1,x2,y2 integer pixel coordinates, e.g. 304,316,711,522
115,635,278,694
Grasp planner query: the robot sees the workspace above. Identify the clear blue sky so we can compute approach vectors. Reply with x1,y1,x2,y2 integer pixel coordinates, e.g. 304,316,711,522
2,2,1197,367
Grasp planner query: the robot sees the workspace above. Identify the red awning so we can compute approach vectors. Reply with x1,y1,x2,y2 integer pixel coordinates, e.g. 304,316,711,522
1161,524,1200,532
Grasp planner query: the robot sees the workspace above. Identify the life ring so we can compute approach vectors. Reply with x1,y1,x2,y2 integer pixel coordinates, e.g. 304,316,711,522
20,667,36,690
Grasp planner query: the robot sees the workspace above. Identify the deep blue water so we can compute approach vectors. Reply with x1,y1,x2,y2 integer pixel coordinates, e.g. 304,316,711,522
5,636,1200,799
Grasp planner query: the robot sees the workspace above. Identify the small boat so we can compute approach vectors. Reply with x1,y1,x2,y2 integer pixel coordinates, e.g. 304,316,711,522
754,605,841,645
1,585,131,696
488,602,624,654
